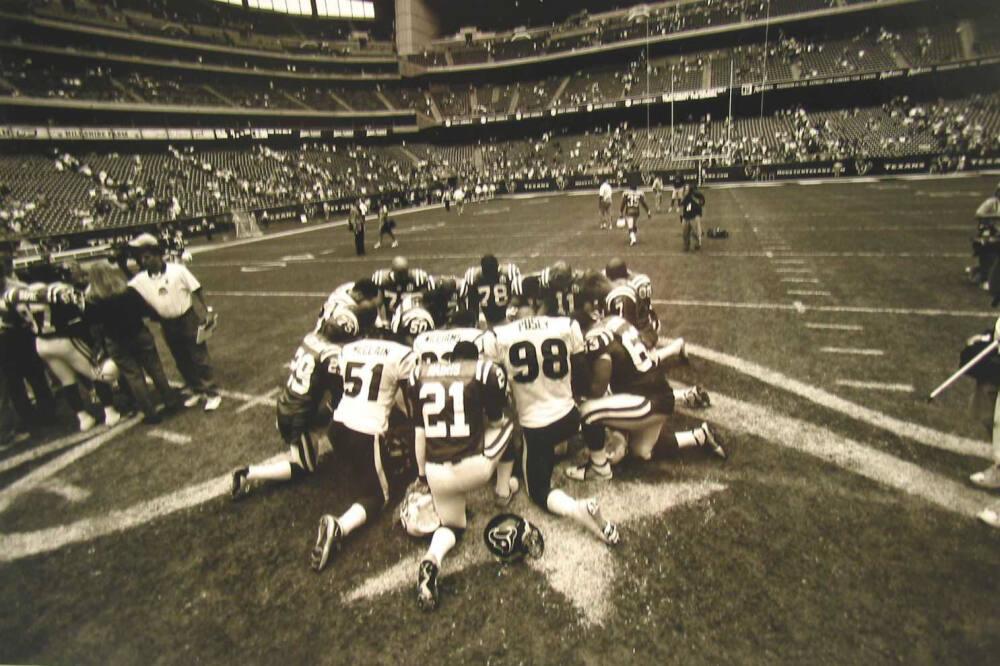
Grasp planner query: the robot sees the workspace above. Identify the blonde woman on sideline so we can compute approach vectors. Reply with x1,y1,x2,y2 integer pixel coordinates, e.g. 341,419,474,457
86,261,181,425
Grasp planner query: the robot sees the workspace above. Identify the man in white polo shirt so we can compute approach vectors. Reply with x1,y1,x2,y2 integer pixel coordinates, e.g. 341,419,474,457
128,234,221,411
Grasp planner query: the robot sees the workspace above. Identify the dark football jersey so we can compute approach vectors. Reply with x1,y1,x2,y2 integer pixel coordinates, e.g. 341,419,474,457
371,268,434,321
621,189,647,217
585,316,668,397
276,333,343,420
681,189,705,219
606,282,640,328
5,282,88,338
518,267,581,317
460,263,521,324
423,276,463,327
409,358,507,464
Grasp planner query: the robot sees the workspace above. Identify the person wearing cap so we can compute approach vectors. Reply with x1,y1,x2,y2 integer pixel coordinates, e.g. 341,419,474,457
128,233,221,411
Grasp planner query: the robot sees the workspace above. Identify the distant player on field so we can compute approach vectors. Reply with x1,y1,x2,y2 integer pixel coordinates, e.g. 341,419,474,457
680,182,706,252
620,177,651,247
651,175,664,213
670,174,685,213
598,180,614,230
374,203,398,249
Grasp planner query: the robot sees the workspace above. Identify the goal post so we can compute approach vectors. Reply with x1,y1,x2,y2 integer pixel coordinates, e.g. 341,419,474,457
232,210,263,238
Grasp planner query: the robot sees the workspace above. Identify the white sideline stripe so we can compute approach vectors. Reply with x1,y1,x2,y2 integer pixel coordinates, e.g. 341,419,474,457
189,202,446,256
0,357,991,562
805,322,864,331
209,290,326,298
0,429,97,474
0,454,286,563
149,429,192,445
235,387,281,414
787,290,831,296
37,480,90,503
781,278,820,283
0,416,142,513
655,299,996,318
836,380,915,392
195,250,970,268
687,343,991,459
820,347,884,356
773,259,806,264
776,268,813,273
684,391,993,520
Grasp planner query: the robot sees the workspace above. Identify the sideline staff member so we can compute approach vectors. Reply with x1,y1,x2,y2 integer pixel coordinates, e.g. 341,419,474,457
128,234,221,411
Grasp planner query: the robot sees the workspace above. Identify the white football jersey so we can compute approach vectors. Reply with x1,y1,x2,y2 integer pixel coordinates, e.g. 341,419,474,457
333,338,415,436
599,182,613,202
413,328,497,364
494,316,585,428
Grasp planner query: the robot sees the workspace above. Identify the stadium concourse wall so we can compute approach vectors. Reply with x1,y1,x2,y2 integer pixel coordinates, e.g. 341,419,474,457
503,154,1000,195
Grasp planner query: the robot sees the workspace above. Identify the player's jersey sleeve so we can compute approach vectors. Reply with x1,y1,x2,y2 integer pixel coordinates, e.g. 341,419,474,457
584,325,615,359
567,319,586,355
606,284,639,326
476,359,508,421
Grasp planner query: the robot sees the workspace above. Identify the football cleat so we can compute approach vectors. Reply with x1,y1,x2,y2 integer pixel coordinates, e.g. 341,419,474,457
495,477,520,507
204,395,222,412
416,559,440,611
699,423,727,459
391,241,399,248
78,412,97,433
373,242,381,249
310,515,343,572
585,498,620,546
682,386,711,409
978,508,1000,528
970,464,1000,490
183,393,202,408
230,467,250,501
564,459,613,482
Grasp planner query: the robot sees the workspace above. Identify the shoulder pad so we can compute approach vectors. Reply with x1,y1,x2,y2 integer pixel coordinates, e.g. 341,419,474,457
607,284,638,303
585,327,614,353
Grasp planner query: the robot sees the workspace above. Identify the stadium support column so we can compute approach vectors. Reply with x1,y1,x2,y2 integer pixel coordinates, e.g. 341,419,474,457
396,0,441,56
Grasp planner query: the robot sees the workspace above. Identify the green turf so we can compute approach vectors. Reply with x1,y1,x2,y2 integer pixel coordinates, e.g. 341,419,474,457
2,175,1000,664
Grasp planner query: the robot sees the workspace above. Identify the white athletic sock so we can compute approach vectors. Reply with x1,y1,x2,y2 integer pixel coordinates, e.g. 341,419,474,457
494,460,514,497
676,425,706,449
247,461,293,482
673,387,695,403
629,231,637,243
546,488,579,517
426,527,457,569
339,503,367,536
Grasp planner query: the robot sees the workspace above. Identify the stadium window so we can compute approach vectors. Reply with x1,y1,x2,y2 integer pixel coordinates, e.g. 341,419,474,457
350,1,364,18
271,0,287,11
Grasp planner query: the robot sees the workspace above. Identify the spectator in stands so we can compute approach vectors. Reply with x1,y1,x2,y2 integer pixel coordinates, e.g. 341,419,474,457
86,260,181,425
128,233,221,412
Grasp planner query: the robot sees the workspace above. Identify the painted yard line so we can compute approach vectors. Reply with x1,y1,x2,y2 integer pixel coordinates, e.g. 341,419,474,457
687,343,991,459
194,250,969,268
209,290,326,298
835,380,915,392
149,429,193,445
0,429,99,475
805,322,864,331
653,299,996,318
787,290,831,296
37,480,90,503
820,347,884,356
775,268,813,273
2,376,992,562
781,277,820,283
167,381,262,403
189,202,446,256
0,453,286,562
0,415,142,513
235,387,281,414
772,259,806,264
680,391,994,521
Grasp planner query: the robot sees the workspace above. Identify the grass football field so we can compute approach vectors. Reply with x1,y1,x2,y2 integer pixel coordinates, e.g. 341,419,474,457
2,174,999,665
